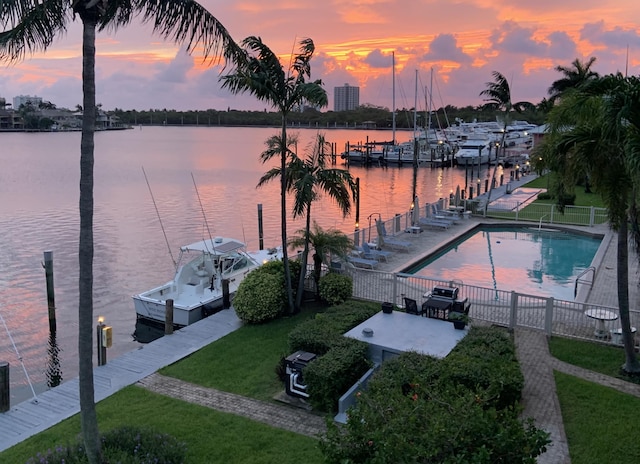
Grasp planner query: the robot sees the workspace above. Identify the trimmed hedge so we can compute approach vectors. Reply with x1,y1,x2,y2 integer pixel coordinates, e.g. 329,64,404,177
304,338,370,412
320,326,550,463
286,300,379,411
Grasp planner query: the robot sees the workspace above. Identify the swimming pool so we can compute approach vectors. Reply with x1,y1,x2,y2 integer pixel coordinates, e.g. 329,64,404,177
404,226,603,301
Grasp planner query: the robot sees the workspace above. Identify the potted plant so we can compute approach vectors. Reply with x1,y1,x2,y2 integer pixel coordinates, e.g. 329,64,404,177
448,311,469,330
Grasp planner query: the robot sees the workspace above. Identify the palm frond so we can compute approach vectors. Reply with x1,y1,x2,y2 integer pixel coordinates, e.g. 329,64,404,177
0,0,69,62
128,0,239,64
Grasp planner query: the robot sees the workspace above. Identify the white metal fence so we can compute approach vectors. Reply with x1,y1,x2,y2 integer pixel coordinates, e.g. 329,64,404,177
346,269,639,343
348,198,608,247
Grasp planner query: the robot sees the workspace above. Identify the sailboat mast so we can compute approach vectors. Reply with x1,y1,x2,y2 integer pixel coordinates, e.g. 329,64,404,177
413,69,418,141
392,51,396,144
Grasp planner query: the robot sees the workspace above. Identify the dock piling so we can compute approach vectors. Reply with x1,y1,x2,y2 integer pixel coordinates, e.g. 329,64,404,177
43,251,56,335
0,362,8,412
165,299,174,335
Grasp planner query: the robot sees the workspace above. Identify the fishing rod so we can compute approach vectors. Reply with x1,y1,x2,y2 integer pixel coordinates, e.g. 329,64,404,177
191,173,216,253
0,306,38,403
142,167,176,269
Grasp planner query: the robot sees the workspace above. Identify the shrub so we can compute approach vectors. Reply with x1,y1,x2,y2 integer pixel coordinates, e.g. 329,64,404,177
26,426,186,464
537,192,553,201
233,270,284,324
318,273,352,305
442,327,523,409
287,300,380,355
304,338,371,412
320,328,549,463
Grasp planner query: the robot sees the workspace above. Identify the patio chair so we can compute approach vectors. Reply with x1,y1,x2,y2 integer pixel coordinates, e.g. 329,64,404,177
404,297,422,316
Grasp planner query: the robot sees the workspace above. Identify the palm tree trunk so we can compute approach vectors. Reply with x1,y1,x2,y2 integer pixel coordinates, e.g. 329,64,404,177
295,204,312,309
78,18,101,464
280,117,294,314
617,222,640,373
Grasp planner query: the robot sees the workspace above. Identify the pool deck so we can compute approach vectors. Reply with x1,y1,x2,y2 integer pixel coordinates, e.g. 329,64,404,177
1,172,637,463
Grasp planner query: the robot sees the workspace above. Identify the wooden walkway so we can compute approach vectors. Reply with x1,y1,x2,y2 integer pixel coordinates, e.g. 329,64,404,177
0,309,242,452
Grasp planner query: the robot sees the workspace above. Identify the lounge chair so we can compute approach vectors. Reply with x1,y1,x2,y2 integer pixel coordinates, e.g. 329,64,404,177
347,255,379,269
362,242,393,261
431,204,461,223
379,222,412,251
418,217,450,230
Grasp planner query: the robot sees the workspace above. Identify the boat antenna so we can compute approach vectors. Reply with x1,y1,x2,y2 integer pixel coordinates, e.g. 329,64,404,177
142,166,176,268
191,173,216,251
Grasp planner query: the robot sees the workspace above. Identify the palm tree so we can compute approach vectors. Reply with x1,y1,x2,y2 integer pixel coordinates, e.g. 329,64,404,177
1,2,237,462
541,73,640,373
259,133,356,308
220,36,328,315
548,57,599,104
289,222,353,298
479,71,532,212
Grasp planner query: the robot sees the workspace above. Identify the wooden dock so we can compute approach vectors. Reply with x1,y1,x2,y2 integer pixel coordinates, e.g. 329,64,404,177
0,309,242,452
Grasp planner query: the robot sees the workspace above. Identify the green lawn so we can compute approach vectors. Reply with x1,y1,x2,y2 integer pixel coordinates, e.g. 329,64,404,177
0,387,324,464
555,372,640,464
551,336,640,463
160,305,323,402
4,305,638,464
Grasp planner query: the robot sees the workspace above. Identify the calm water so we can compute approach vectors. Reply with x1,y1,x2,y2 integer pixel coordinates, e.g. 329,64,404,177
0,126,493,403
405,227,602,300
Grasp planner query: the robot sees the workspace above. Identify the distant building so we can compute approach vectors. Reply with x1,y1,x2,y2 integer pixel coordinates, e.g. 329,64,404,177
13,94,42,109
334,84,359,112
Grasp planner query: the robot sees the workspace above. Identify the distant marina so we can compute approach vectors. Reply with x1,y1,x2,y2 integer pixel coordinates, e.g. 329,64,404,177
0,125,512,404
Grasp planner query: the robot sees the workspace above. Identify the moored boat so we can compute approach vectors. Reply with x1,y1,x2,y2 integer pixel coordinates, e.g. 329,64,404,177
133,237,282,327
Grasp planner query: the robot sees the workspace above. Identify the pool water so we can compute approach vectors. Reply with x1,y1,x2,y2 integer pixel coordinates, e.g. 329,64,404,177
404,226,602,301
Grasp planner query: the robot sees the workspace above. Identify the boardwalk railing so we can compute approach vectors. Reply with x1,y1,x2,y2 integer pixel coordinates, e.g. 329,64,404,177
347,269,639,343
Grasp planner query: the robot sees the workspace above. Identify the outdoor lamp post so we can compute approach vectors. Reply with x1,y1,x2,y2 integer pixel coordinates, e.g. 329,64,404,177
96,316,112,366
515,164,520,180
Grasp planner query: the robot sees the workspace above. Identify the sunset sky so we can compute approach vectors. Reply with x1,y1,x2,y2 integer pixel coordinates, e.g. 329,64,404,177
1,1,639,113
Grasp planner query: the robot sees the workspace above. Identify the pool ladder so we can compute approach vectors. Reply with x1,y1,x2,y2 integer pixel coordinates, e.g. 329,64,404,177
574,266,596,298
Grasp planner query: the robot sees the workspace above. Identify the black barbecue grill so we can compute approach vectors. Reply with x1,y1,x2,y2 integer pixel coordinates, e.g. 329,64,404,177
422,286,469,320
284,351,316,398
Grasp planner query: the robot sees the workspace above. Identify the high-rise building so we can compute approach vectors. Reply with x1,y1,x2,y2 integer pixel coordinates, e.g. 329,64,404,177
13,95,42,109
334,84,359,111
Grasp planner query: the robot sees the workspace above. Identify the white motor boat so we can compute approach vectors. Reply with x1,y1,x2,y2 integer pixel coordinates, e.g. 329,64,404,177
454,137,493,166
133,237,282,327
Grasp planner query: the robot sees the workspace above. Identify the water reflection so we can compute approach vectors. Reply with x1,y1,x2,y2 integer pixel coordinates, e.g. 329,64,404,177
132,319,165,344
46,331,62,388
1,126,492,403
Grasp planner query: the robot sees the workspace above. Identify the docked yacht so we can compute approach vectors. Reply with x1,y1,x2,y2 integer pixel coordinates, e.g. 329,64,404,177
454,137,494,166
133,237,282,327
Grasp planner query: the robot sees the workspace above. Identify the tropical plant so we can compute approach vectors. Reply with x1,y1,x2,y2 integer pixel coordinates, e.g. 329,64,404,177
220,36,328,315
318,272,353,306
1,2,237,462
259,133,355,307
479,71,533,212
548,57,599,104
290,222,353,300
233,268,284,324
539,73,640,373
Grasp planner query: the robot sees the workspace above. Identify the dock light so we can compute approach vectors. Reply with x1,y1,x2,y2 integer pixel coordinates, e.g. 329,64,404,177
96,316,110,365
